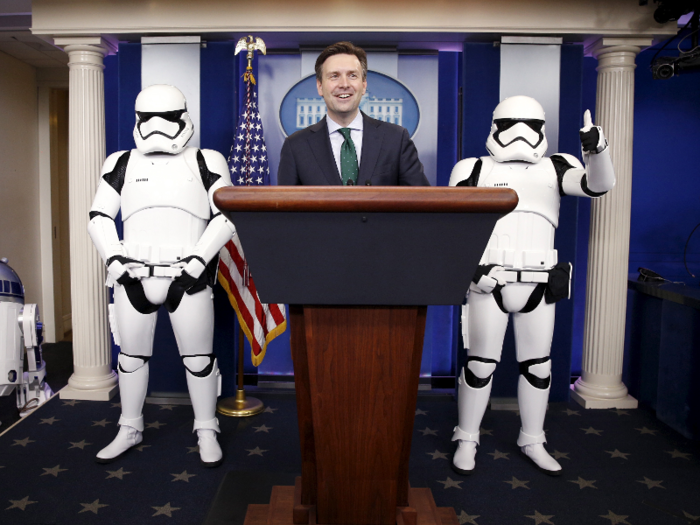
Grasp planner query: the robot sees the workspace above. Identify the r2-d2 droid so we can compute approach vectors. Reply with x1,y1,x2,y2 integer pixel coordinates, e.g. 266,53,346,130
0,258,53,421
449,96,615,475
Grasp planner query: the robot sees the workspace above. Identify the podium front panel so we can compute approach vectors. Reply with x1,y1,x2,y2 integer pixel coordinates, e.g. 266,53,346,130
228,211,498,305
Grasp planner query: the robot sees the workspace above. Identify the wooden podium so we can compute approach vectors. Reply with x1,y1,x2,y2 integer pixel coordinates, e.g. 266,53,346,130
213,187,518,525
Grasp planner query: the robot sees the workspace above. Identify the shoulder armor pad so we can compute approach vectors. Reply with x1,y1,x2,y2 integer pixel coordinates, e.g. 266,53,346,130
449,157,482,187
200,149,232,187
196,150,222,192
102,151,131,195
551,154,583,197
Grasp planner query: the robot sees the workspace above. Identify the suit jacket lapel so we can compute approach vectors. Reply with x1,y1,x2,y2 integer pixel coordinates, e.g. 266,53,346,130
357,112,383,186
307,117,341,185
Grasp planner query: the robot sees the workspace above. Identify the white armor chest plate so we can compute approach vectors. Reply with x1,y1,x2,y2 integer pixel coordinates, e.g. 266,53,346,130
120,150,210,264
479,158,560,226
478,158,560,270
121,150,210,221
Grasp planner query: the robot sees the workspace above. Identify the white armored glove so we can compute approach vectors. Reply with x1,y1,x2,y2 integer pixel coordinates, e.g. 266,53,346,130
165,256,209,313
472,264,507,294
579,109,607,154
106,256,144,288
171,256,207,280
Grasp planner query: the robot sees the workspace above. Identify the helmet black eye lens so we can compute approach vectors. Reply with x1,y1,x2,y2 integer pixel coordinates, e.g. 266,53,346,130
137,110,185,123
495,119,544,133
495,120,516,131
526,120,544,132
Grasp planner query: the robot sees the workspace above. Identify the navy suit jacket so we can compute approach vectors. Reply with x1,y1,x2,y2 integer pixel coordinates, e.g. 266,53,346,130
278,113,429,186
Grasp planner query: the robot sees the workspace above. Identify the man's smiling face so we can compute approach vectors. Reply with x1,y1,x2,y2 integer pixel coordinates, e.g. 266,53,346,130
317,53,367,127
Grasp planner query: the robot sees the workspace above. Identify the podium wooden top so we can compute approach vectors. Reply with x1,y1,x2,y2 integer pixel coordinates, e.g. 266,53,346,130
213,186,518,214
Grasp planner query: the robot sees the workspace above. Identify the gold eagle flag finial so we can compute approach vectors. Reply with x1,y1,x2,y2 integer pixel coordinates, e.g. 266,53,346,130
235,35,266,85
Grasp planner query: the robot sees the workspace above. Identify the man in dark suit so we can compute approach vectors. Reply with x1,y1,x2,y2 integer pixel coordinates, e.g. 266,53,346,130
278,41,430,187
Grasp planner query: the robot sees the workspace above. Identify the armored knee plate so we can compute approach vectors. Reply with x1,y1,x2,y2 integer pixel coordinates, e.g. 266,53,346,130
518,356,551,389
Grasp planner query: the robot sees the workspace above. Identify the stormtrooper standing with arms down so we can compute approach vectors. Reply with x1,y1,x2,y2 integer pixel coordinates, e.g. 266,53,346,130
448,96,615,475
88,85,234,467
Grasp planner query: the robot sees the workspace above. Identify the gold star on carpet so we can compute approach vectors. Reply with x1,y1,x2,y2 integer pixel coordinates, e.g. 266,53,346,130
254,424,272,433
612,409,630,416
563,408,580,416
62,400,80,406
12,437,35,447
665,449,691,460
488,449,510,460
105,467,131,480
437,477,463,489
263,406,277,413
525,510,555,524
568,477,597,489
419,427,438,436
41,465,68,477
171,470,196,482
39,416,60,425
635,427,658,435
92,419,111,427
504,477,530,489
427,450,448,460
581,427,603,436
146,421,166,429
479,427,493,436
152,502,180,517
599,510,630,524
134,444,151,452
186,446,199,454
79,499,108,514
159,404,176,410
111,402,121,409
636,477,665,489
246,446,268,456
6,496,37,511
68,440,92,450
605,449,631,460
684,511,700,521
415,408,428,416
457,510,480,524
551,450,570,460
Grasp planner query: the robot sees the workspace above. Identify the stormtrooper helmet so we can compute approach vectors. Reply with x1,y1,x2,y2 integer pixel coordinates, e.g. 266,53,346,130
133,85,194,154
485,96,548,163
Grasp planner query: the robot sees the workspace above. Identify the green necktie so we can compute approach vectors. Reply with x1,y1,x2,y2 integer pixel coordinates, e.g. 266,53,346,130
338,128,359,186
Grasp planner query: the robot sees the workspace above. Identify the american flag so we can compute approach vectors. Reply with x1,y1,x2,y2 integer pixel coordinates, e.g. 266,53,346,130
217,71,287,366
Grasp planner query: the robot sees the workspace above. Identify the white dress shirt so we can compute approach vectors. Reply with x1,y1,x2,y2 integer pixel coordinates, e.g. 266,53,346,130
327,112,363,180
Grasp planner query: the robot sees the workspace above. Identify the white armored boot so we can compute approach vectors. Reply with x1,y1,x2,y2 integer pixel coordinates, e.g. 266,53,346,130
184,355,223,467
452,364,495,475
517,368,562,475
96,355,147,463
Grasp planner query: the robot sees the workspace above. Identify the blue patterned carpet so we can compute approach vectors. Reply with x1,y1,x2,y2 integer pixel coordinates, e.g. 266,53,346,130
1,390,699,525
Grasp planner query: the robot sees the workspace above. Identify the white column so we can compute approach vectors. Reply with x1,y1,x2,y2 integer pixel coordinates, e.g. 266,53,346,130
54,37,118,401
571,39,651,409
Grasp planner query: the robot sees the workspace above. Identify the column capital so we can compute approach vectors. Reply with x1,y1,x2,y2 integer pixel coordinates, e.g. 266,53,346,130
53,35,118,56
585,37,653,59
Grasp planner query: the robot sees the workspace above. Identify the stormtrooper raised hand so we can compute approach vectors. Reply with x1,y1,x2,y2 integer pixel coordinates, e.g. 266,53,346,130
448,96,614,475
88,85,235,467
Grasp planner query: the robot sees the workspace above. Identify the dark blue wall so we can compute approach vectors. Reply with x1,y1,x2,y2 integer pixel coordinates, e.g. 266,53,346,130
629,36,700,285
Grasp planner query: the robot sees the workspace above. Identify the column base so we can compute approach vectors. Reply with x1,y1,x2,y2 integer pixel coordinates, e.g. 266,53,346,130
59,384,118,401
570,383,638,409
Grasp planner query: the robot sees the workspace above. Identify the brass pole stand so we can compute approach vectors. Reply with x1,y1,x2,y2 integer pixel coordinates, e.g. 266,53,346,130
217,327,264,417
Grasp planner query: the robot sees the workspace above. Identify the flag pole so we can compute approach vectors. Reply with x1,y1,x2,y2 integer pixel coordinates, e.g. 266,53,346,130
216,321,264,417
216,35,268,419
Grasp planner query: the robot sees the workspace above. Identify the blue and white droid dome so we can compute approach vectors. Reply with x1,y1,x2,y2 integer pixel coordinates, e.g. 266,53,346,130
0,258,25,304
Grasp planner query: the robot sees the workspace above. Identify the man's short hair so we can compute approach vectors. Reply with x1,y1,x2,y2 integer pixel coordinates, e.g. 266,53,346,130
315,41,368,82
